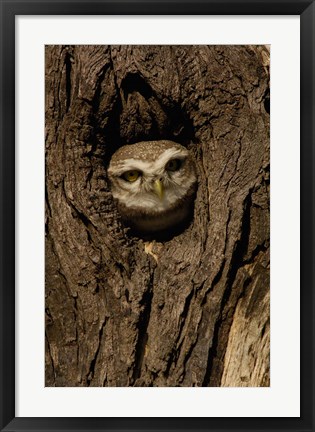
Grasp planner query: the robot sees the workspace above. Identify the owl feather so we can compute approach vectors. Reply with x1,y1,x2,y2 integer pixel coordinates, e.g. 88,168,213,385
108,140,197,234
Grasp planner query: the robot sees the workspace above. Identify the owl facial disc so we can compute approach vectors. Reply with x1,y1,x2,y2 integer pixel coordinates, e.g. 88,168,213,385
108,140,197,233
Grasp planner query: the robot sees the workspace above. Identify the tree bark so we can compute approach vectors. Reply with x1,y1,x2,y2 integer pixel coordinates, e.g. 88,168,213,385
45,45,270,387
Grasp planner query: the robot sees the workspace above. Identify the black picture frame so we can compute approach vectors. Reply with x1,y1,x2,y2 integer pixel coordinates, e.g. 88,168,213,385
0,1,314,431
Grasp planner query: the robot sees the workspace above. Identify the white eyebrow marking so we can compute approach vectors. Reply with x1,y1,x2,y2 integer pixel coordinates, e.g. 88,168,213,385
108,148,189,176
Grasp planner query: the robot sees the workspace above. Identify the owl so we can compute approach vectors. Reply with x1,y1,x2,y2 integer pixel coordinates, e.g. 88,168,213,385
107,140,197,234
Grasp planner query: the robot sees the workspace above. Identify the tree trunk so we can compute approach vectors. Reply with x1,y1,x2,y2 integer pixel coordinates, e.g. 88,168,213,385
45,45,270,387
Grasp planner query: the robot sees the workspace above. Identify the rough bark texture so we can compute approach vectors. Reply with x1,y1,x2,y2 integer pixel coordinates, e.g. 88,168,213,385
45,45,270,387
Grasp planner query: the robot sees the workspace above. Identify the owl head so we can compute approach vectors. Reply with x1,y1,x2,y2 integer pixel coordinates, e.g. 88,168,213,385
108,140,197,234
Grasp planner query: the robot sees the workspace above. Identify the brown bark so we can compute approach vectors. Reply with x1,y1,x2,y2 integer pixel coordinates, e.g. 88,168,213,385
45,45,270,387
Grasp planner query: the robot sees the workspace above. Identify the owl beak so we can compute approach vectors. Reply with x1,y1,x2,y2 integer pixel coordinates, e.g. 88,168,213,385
153,179,164,200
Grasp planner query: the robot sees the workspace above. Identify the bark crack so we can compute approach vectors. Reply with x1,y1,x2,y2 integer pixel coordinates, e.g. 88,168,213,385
45,332,56,384
164,287,196,377
132,271,154,384
65,50,72,113
202,191,253,386
87,318,106,386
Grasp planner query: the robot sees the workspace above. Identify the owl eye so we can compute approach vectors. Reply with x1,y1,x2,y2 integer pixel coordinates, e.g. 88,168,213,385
166,158,182,172
122,170,141,182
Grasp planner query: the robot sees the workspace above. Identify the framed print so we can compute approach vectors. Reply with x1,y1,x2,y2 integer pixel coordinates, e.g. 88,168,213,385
0,1,314,431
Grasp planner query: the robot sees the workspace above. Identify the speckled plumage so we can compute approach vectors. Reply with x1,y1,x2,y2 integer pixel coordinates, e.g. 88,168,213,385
109,141,185,165
108,140,197,233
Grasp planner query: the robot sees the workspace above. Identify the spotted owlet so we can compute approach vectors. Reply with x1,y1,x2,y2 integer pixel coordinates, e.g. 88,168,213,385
107,140,197,234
